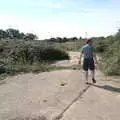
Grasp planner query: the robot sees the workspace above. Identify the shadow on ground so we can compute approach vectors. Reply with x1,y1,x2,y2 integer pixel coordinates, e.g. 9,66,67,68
91,83,120,93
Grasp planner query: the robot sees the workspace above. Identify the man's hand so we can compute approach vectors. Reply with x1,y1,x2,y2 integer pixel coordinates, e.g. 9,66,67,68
79,53,82,65
78,60,81,64
93,53,98,65
95,60,98,65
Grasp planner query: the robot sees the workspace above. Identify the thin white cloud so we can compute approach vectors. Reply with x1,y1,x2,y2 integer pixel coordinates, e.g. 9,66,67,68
25,0,65,9
0,0,65,9
40,2,64,8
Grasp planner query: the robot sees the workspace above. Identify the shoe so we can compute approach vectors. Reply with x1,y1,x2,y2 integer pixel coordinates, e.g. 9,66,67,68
85,82,89,84
92,78,96,83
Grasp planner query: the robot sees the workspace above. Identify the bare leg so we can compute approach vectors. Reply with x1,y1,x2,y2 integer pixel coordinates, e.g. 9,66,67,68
91,70,96,83
91,70,95,79
85,71,88,83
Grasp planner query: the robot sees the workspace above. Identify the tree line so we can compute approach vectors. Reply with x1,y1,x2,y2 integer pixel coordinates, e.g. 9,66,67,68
44,37,82,43
0,28,108,42
0,28,38,40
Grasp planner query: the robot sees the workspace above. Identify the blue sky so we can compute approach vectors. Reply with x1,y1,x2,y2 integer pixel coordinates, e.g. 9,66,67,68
0,0,120,39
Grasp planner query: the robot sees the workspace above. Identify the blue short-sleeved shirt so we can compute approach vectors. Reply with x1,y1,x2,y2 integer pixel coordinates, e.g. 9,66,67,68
81,44,95,59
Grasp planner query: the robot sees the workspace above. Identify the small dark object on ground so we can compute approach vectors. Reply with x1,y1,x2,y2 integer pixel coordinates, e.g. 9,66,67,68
60,82,67,86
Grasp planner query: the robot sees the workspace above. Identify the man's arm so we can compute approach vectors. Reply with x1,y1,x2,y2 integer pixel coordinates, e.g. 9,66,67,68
79,52,83,64
93,52,98,64
78,47,84,64
92,46,98,64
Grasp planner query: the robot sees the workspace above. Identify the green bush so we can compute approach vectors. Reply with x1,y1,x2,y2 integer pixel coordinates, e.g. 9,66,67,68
11,45,69,64
0,40,70,74
38,47,70,60
0,60,15,74
100,33,120,75
0,64,6,74
94,41,107,53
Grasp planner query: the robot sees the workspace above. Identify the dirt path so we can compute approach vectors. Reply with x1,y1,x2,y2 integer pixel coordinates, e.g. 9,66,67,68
0,52,120,120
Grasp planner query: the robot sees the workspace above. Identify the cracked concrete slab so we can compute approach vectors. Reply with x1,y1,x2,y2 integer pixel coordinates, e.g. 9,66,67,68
0,70,86,120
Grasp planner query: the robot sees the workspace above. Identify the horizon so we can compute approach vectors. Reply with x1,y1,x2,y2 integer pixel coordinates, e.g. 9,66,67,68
0,0,120,39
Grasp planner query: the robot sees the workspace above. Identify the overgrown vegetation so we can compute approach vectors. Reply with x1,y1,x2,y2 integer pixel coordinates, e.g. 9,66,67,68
0,28,120,76
0,39,70,75
93,30,120,76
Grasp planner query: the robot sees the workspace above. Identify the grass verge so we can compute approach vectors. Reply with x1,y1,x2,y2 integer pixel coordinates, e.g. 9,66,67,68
0,64,81,81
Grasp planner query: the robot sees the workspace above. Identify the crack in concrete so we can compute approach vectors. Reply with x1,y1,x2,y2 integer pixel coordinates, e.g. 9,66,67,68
53,85,91,120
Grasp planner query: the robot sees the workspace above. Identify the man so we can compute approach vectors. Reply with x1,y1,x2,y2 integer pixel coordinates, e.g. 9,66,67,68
79,39,98,84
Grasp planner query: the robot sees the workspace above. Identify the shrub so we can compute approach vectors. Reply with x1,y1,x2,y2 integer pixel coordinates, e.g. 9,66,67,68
100,33,120,75
0,40,70,74
11,45,70,64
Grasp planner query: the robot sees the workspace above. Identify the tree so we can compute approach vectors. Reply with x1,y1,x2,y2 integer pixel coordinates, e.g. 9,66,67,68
63,37,68,42
116,29,120,36
6,28,21,39
49,38,56,42
56,37,62,43
24,33,37,40
0,29,8,39
79,37,82,40
72,37,78,41
19,32,26,39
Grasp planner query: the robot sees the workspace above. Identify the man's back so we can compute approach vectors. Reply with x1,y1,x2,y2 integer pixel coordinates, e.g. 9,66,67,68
81,44,95,59
79,39,97,84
